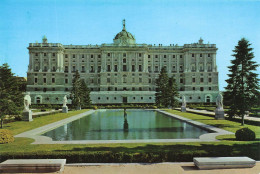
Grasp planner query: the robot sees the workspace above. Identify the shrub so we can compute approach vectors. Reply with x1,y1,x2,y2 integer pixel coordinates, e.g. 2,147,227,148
93,106,98,110
235,128,256,141
0,129,14,144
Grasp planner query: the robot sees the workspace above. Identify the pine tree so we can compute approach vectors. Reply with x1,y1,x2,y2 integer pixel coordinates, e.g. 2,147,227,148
70,70,82,110
0,63,24,128
79,79,91,108
167,77,179,108
70,70,91,110
155,67,169,107
224,38,259,125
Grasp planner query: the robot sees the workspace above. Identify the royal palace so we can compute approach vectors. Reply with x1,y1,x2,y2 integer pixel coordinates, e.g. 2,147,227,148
26,20,219,105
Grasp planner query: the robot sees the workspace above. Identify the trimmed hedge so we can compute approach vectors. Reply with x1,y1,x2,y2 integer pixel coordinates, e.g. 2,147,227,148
1,146,259,163
235,128,256,141
0,129,14,144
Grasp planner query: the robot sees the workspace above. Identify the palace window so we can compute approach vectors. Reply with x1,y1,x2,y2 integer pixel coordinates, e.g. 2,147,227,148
52,78,55,83
209,78,212,82
173,55,175,58
193,87,195,91
192,78,195,83
164,55,167,58
114,65,118,72
148,55,150,58
139,53,142,57
192,54,195,57
200,54,202,57
34,78,37,83
52,53,55,57
138,65,142,72
200,87,204,91
208,54,211,57
44,78,47,83
123,65,127,71
132,65,135,72
107,65,111,72
155,55,158,58
139,78,142,83
200,78,204,83
91,54,94,58
82,54,84,58
180,55,183,58
123,53,126,57
65,79,68,84
107,53,111,57
73,54,75,58
123,58,126,63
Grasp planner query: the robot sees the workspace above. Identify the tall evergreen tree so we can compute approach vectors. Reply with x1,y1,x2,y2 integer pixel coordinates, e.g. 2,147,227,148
167,77,179,108
155,67,169,107
70,70,91,109
79,79,91,108
0,63,25,128
71,70,82,110
224,38,259,125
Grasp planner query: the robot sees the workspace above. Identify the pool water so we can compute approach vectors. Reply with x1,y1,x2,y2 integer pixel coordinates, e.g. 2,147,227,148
42,110,210,141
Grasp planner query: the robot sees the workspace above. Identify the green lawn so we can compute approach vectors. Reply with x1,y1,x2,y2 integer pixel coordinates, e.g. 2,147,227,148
164,109,260,140
0,109,259,163
3,109,90,135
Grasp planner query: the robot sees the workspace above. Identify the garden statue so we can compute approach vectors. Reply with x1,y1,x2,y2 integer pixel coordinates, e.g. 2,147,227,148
63,95,68,107
62,95,69,113
216,93,223,109
182,95,186,107
181,95,186,112
22,92,33,121
215,93,225,120
24,92,31,111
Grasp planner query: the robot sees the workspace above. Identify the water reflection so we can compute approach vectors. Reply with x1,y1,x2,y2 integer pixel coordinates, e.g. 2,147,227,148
43,110,210,141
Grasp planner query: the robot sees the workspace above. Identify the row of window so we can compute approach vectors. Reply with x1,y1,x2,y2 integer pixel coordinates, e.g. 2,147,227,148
34,53,212,59
97,96,152,100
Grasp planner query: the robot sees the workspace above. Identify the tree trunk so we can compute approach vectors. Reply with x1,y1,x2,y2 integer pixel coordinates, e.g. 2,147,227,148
0,119,3,129
241,114,245,126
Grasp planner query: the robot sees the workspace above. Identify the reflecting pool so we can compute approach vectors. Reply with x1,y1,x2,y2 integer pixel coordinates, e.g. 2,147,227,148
42,110,211,140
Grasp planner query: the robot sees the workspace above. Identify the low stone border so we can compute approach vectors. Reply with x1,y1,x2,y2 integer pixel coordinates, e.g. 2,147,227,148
15,109,234,144
157,110,234,141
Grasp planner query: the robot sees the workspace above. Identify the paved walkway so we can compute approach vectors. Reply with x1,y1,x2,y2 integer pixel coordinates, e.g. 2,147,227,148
62,162,260,174
180,108,260,122
32,109,61,116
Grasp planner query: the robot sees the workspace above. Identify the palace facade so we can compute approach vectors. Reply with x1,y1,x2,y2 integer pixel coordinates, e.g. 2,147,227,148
26,21,219,105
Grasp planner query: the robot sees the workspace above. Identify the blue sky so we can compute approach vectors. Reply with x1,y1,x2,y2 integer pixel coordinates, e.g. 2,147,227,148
0,0,259,91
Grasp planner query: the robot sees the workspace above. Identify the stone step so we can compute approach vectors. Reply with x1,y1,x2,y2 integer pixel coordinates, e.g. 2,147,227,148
193,157,256,169
0,159,66,173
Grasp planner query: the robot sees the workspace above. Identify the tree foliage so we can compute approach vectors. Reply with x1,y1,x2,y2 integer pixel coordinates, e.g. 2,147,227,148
0,63,25,128
224,38,259,125
155,67,179,108
70,70,91,109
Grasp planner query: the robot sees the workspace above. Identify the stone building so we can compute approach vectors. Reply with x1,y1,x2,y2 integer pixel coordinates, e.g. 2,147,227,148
26,20,219,105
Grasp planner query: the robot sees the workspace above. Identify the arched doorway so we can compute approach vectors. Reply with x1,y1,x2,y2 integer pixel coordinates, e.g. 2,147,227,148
205,94,212,103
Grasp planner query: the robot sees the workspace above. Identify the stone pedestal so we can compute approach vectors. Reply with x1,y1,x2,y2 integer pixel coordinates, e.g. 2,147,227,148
22,110,33,122
181,106,186,112
215,108,225,120
62,106,68,113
